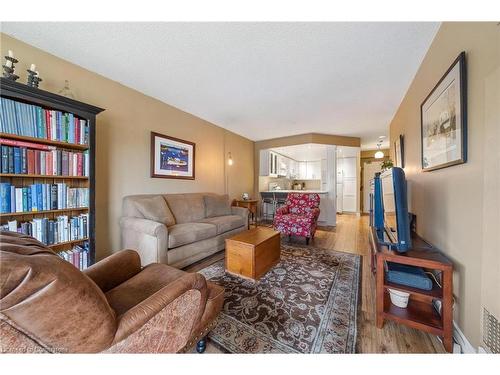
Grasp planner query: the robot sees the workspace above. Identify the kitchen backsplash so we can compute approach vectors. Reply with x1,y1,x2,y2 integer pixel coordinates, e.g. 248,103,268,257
259,176,321,191
293,179,321,190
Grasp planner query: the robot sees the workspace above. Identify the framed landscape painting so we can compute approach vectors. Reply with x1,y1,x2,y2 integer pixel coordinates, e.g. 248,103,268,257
151,132,195,179
421,52,467,172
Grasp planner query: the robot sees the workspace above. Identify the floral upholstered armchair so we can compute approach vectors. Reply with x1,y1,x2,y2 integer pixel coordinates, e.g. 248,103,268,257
273,193,321,244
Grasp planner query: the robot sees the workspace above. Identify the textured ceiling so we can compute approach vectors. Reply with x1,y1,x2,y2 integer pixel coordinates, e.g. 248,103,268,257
2,22,439,149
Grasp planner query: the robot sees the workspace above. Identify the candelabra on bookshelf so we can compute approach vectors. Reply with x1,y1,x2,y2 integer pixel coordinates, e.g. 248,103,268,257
2,54,19,81
26,69,42,88
0,77,104,266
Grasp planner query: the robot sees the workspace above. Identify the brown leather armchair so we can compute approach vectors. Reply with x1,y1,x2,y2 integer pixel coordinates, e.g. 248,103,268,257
0,231,223,353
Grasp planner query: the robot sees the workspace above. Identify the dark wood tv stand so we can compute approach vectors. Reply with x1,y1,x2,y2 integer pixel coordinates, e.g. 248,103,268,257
369,227,454,353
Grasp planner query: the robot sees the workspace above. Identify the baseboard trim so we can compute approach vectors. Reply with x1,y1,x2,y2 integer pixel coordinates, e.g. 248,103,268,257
453,321,476,353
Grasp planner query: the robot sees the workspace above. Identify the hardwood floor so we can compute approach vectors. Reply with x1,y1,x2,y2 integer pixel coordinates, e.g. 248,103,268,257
185,214,446,353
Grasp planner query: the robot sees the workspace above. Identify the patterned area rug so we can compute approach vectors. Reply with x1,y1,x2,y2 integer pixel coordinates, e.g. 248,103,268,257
199,243,360,353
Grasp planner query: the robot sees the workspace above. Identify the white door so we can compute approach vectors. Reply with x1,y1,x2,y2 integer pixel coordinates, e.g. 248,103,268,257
363,161,383,213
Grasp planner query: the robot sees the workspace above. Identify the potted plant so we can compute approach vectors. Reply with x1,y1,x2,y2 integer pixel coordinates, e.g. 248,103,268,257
381,159,394,171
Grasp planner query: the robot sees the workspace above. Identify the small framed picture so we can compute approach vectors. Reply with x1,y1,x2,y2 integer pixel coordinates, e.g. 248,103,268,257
394,134,404,168
151,132,195,179
421,52,467,172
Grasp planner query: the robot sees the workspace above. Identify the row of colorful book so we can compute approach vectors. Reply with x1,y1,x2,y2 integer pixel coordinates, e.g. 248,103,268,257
58,242,90,270
1,140,89,176
0,182,88,214
1,213,89,245
0,97,89,145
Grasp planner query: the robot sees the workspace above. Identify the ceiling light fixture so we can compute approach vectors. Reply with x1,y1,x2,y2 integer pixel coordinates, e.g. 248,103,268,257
374,149,384,159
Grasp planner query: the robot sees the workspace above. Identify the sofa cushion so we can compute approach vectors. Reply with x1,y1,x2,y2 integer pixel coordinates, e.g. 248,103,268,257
198,215,245,234
167,222,217,249
165,194,206,224
204,194,231,218
134,196,176,226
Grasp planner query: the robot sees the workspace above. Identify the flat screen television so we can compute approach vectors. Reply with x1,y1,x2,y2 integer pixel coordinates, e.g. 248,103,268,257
374,167,412,252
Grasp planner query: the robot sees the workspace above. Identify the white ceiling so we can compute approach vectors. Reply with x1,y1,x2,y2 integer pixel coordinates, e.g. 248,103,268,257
1,22,439,149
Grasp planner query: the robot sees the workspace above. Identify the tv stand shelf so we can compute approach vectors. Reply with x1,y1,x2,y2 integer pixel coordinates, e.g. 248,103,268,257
370,227,454,352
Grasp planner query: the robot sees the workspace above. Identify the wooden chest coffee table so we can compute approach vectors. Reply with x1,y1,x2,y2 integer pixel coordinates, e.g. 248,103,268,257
225,227,280,280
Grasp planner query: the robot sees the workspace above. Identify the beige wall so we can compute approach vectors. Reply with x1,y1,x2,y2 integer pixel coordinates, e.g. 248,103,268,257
389,22,499,348
1,34,255,260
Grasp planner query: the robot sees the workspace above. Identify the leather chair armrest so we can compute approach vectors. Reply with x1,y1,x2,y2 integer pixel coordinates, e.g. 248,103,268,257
119,217,168,237
84,250,141,293
112,272,209,344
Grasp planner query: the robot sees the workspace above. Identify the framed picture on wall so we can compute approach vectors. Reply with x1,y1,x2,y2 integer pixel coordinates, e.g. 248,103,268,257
394,134,404,168
151,132,195,179
420,51,467,172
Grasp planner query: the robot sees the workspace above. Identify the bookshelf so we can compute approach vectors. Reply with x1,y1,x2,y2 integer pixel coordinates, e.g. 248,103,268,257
0,78,104,266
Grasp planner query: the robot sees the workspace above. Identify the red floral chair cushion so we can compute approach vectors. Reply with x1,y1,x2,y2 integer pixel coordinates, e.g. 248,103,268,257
273,193,321,239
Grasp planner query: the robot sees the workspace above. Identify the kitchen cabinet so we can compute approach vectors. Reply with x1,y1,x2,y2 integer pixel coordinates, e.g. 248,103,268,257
259,150,279,177
298,161,307,179
277,154,288,177
295,161,321,180
307,161,321,179
288,159,298,179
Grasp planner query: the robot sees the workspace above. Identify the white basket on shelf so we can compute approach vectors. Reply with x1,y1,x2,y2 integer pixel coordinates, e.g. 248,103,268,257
388,288,410,308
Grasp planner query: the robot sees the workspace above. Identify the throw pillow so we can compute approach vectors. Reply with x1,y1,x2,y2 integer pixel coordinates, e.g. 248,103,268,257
134,196,176,226
204,194,232,218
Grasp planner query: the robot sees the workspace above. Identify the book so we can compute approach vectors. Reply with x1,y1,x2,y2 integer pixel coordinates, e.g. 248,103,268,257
0,138,56,150
1,146,8,173
1,98,89,146
7,146,13,173
15,188,23,213
0,183,10,213
13,147,21,174
0,144,89,177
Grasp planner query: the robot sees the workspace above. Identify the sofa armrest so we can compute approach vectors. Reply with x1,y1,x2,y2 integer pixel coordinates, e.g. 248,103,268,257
120,217,168,237
231,205,248,218
83,250,141,293
231,206,249,227
119,217,169,266
112,272,209,346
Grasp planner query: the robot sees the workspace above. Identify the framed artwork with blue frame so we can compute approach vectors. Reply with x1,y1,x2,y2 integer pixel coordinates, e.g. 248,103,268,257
151,131,195,179
420,51,467,172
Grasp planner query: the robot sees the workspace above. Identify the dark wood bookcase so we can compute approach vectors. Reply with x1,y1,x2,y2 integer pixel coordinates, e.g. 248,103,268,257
0,78,104,265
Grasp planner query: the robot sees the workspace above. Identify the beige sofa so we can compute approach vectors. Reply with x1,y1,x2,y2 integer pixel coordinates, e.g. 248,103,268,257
120,193,248,268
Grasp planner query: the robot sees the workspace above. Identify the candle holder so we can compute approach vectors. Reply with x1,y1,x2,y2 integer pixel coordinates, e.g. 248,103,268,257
26,69,43,88
2,56,19,81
